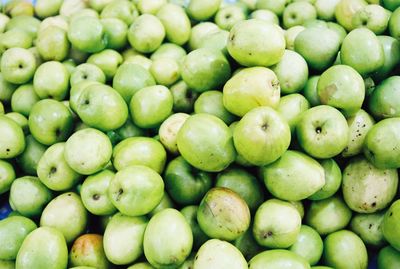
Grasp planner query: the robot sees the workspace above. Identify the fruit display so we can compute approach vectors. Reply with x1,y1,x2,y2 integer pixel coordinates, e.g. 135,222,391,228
1,0,400,268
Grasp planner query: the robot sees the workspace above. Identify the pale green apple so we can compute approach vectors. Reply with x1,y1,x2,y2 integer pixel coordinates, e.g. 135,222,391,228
378,246,400,269
285,25,305,50
188,22,219,51
0,115,25,159
250,9,279,24
158,113,189,154
128,14,165,53
150,43,187,62
335,0,368,31
38,16,68,34
0,29,32,54
388,6,400,40
180,206,210,250
186,0,222,21
100,18,127,50
70,63,106,86
0,160,15,194
352,4,391,34
315,0,341,21
350,211,386,247
309,158,342,200
100,0,138,25
277,93,310,134
198,30,230,56
87,49,123,81
215,5,247,31
249,250,310,269
36,26,69,61
194,91,236,125
138,0,166,14
150,58,180,86
373,36,400,81
33,61,70,100
369,76,400,119
1,48,36,84
10,84,40,116
157,4,191,46
170,80,197,113
283,2,317,28
289,225,323,265
69,234,111,269
16,135,47,176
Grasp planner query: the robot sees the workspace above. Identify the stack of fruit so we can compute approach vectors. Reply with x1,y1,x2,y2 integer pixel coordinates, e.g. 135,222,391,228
0,0,400,268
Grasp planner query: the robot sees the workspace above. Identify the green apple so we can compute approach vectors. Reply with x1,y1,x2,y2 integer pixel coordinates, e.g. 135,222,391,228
352,4,391,34
378,246,400,269
388,6,400,39
363,117,400,169
181,48,231,93
112,137,166,173
157,4,191,46
38,16,68,34
75,83,128,131
306,196,352,235
186,0,222,21
315,0,341,21
0,216,37,260
296,105,348,158
323,230,368,269
36,26,69,61
197,187,250,241
335,0,368,31
59,0,89,18
109,165,164,216
0,115,25,158
16,227,68,269
1,48,36,84
234,229,264,261
158,113,189,154
342,109,375,157
80,169,117,216
33,61,69,100
5,112,28,134
177,114,236,172
250,9,279,24
382,199,400,250
10,84,40,116
112,63,156,103
262,150,325,201
289,225,323,265
253,199,301,248
309,158,342,200
197,29,230,56
223,67,280,116
131,85,171,126
144,208,192,268
0,14,10,33
302,76,320,106
103,213,148,265
16,135,47,176
233,106,290,166
180,206,210,250
255,0,290,16
87,49,123,81
28,99,73,145
150,58,180,86
350,211,386,247
285,25,305,50
69,234,110,269
283,2,317,28
0,74,17,104
340,28,384,76
0,29,32,54
342,156,398,213
369,76,400,119
0,160,15,194
148,191,175,218
294,26,341,71
317,65,365,116
70,63,106,86
123,55,153,70
37,142,82,191
373,36,400,81
64,128,112,175
138,0,166,14
128,14,165,53
127,262,155,269
277,93,310,133
194,91,236,125
100,18,127,50
227,19,285,67
108,118,145,145
68,16,107,53
170,80,198,113
188,22,219,51
193,239,247,269
150,43,187,62
69,81,100,113
249,249,309,269
34,0,63,18
164,156,212,205
383,0,400,10
215,5,247,31
100,0,138,25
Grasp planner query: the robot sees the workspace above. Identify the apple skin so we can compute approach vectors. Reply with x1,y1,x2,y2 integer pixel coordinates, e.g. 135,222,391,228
70,63,106,87
164,156,212,205
87,49,123,81
170,80,198,113
193,239,247,269
80,169,117,216
69,81,100,113
177,113,236,172
100,0,138,25
283,2,317,29
150,58,180,86
223,67,280,117
388,6,400,40
150,43,187,62
352,4,391,35
64,128,112,175
262,150,325,201
302,75,321,106
180,205,210,250
186,0,222,21
227,19,285,67
112,137,167,173
157,4,191,46
289,225,323,266
363,117,400,169
148,191,175,218
100,18,127,50
309,158,342,200
69,234,111,269
28,99,73,146
382,199,400,251
103,213,148,265
0,160,15,194
11,84,40,117
37,142,82,191
296,105,349,159
68,16,107,53
194,91,236,125
127,263,154,269
143,208,193,268
342,156,398,213
249,249,310,269
158,113,189,154
323,230,368,269
315,0,341,21
306,196,352,235
188,22,220,51
9,176,53,217
34,0,63,18
15,227,68,269
0,216,37,260
109,165,164,216
197,187,250,241
350,211,386,247
0,115,25,159
373,36,400,81
233,106,290,166
36,26,69,61
253,199,301,248
378,246,400,269
369,76,400,119
277,93,310,134
1,47,36,84
215,5,247,31
33,61,70,100
335,0,367,31
256,0,289,16
138,0,167,14
181,48,231,93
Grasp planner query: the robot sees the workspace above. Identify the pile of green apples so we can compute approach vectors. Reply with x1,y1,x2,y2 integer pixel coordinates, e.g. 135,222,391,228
1,0,400,268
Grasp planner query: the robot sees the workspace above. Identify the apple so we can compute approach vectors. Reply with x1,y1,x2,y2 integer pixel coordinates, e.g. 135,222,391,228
100,0,138,25
285,25,305,50
80,169,117,216
88,0,113,12
150,58,180,86
323,230,368,269
0,29,32,54
9,176,53,218
1,47,36,86
373,36,400,81
148,191,175,218
34,0,63,18
315,0,341,21
363,117,400,169
369,76,400,119
194,91,236,124
33,61,70,100
0,160,15,194
282,2,317,29
317,65,365,116
309,158,342,200
69,81,100,113
180,205,210,250
383,0,400,10
250,9,279,24
16,227,68,269
158,113,189,154
4,0,34,17
108,118,145,144
350,211,386,247
103,213,148,265
215,5,247,31
0,13,10,33
277,93,310,134
289,225,323,265
378,246,400,268
188,22,219,51
186,0,222,21
10,84,40,116
127,263,154,269
227,19,285,67
181,48,231,93
335,0,368,31
255,0,290,16
69,234,110,269
137,0,167,14
157,4,191,46
382,199,400,250
70,63,106,86
262,150,325,201
306,196,352,235
37,142,82,191
388,6,400,40
38,15,68,33
352,4,391,34
194,239,247,269
170,80,198,113
36,26,69,61
249,250,309,269
100,18,127,50
150,43,187,62
0,115,25,158
16,135,47,176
